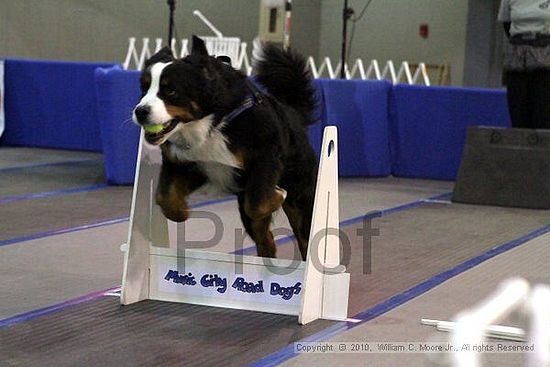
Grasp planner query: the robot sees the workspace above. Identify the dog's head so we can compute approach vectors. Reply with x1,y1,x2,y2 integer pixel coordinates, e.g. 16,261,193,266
133,36,234,145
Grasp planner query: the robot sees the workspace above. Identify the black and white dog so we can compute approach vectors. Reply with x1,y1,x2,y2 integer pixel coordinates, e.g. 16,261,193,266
132,36,317,259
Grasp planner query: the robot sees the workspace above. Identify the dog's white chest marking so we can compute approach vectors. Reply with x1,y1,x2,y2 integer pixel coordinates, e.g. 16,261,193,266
167,115,242,193
196,162,240,194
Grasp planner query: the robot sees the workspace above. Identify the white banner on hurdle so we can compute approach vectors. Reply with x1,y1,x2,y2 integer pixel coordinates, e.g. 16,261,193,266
0,60,5,138
121,126,350,324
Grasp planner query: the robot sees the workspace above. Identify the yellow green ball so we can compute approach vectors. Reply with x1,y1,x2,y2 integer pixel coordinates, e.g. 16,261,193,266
144,124,164,134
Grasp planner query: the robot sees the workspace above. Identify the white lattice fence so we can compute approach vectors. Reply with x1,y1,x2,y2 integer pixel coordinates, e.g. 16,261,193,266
122,37,252,74
305,57,430,85
123,37,430,85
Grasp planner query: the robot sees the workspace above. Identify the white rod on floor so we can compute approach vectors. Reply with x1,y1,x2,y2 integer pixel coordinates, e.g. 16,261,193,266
451,278,530,367
439,324,525,342
421,319,526,342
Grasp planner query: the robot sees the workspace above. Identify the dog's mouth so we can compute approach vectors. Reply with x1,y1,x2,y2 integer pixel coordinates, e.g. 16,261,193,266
143,119,181,145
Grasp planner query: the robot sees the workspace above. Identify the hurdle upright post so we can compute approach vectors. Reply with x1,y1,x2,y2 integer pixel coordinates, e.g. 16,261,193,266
121,130,169,305
299,126,350,324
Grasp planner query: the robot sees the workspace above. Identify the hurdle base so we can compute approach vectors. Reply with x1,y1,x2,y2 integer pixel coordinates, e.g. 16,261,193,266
146,247,349,319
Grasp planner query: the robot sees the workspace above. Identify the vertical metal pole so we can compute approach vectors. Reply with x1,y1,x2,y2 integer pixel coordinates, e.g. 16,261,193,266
283,0,293,50
167,0,176,46
340,0,349,79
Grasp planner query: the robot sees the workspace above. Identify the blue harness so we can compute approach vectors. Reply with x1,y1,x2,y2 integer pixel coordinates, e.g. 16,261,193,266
223,80,265,123
175,81,265,150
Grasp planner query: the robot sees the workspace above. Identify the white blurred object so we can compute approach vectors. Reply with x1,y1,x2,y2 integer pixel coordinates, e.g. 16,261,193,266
446,278,550,367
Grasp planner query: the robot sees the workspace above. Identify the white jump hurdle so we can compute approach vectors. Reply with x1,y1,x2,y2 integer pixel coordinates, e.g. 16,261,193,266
450,278,550,367
120,126,350,324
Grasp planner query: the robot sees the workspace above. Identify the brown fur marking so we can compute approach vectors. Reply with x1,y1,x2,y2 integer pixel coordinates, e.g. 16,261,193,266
156,182,190,222
244,187,286,220
231,149,245,168
249,216,277,258
166,105,195,122
155,162,206,222
282,202,309,260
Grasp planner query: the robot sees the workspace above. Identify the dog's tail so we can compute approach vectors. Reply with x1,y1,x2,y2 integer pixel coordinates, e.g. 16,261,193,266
252,39,317,125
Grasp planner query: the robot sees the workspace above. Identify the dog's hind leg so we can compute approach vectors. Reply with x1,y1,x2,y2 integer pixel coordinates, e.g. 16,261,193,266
237,193,277,258
155,161,206,222
242,159,286,220
283,193,314,261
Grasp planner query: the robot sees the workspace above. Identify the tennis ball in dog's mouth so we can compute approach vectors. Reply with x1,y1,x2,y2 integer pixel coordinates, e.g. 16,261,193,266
143,124,165,134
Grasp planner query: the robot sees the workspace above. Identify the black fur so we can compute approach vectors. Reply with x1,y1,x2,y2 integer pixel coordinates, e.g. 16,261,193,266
254,44,318,124
144,46,174,69
136,37,318,259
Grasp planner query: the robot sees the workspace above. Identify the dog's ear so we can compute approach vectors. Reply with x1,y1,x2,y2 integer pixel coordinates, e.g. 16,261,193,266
145,46,175,69
191,35,209,56
216,55,232,65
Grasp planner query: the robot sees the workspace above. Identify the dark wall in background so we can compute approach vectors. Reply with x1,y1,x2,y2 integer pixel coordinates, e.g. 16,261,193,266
0,0,321,65
0,0,505,88
463,0,504,88
318,0,470,86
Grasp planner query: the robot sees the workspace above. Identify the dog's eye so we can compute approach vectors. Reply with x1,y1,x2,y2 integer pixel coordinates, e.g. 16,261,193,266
165,88,177,97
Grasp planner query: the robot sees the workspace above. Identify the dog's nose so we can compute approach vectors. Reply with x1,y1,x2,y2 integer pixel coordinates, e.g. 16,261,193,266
134,105,150,124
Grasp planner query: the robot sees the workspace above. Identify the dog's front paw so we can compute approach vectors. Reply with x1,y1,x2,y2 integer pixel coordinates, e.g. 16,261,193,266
160,206,189,222
156,190,190,222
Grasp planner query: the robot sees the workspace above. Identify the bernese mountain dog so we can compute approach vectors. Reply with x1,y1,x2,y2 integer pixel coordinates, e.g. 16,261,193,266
132,36,317,260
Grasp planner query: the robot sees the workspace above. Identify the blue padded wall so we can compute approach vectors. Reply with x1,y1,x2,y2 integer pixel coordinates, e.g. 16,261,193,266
94,66,141,185
390,84,511,180
307,79,325,158
4,58,513,184
319,79,392,177
1,59,115,151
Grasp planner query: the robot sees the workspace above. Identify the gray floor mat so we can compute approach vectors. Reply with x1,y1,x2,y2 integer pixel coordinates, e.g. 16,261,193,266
0,297,335,367
0,160,106,199
1,202,547,367
0,187,132,242
0,147,101,169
